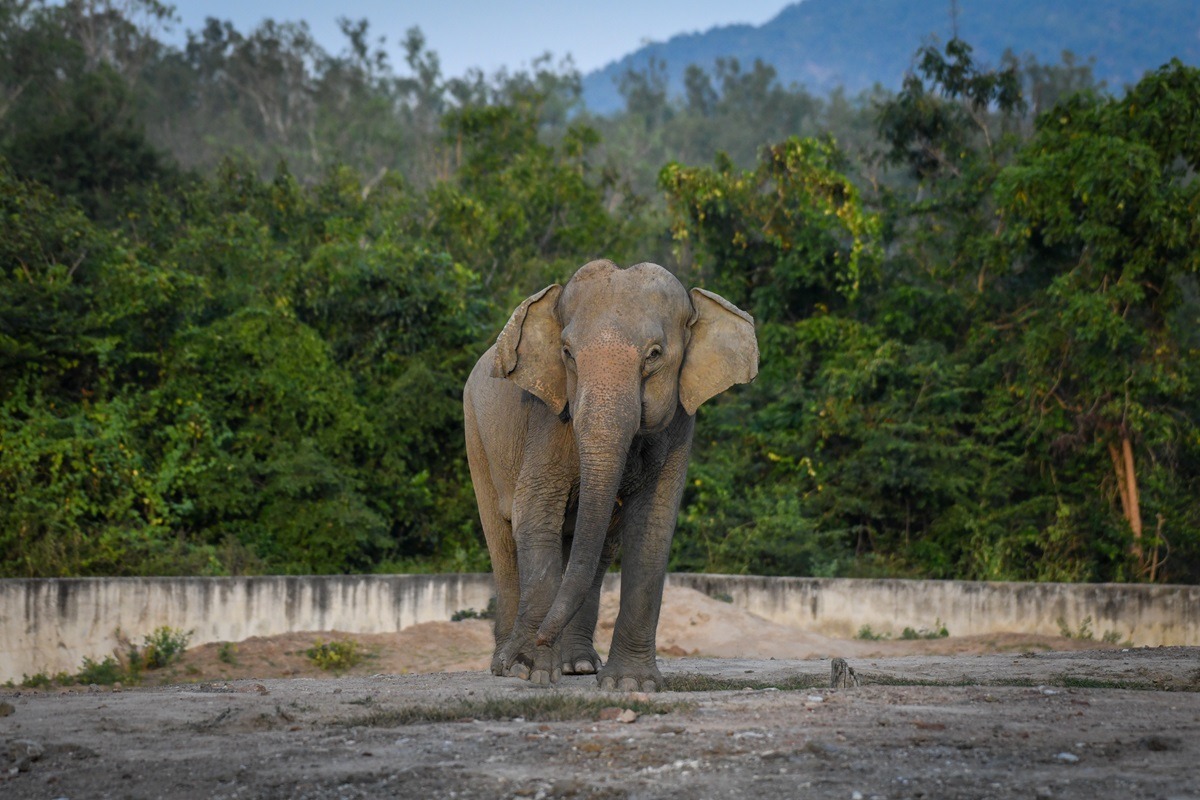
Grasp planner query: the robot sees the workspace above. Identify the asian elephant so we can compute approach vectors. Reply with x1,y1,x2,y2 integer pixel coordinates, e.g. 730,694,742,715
463,259,758,691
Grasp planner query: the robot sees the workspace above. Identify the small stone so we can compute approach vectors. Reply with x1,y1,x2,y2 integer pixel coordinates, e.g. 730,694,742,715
804,740,844,758
0,702,13,717
10,739,43,772
551,778,584,795
852,791,864,800
1054,752,1079,763
616,709,639,724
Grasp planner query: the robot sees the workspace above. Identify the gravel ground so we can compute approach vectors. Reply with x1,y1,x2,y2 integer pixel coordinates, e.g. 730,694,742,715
3,647,1198,799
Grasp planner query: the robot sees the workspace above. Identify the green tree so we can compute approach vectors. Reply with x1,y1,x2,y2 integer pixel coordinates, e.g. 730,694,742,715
991,61,1200,581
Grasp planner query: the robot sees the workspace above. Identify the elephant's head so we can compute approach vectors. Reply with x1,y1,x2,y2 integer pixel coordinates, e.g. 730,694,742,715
492,259,758,644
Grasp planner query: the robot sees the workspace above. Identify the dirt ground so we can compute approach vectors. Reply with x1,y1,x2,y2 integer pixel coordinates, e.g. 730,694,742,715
3,586,1198,799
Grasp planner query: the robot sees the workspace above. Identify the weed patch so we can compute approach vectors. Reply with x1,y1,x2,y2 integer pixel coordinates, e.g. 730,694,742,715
76,656,125,685
663,673,826,692
140,627,192,669
451,597,497,622
9,627,192,688
217,642,238,665
856,625,888,641
900,620,950,640
340,693,687,727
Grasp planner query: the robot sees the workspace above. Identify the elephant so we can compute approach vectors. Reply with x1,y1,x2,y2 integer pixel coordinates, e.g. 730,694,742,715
462,259,758,691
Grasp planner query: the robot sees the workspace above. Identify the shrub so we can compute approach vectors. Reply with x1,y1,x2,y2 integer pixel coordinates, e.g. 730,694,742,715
306,640,363,672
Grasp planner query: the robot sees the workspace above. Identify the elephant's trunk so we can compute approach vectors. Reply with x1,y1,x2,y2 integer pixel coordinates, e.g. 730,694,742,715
536,347,640,646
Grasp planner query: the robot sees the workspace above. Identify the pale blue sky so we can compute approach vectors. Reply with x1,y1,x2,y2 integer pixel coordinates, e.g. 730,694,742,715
161,1,794,78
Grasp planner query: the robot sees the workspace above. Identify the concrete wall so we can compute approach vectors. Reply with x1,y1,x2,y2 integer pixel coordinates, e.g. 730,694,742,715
2,573,1197,683
667,574,1200,646
0,575,494,684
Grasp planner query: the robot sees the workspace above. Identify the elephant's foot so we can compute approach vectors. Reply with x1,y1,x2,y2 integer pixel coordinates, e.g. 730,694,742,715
596,658,663,692
494,632,561,686
559,639,603,675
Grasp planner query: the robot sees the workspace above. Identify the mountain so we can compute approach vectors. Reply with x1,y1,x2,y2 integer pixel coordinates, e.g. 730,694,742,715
581,0,1200,113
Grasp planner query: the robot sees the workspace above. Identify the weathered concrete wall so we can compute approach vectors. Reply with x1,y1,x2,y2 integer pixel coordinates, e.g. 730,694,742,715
667,574,1200,647
0,575,494,684
2,574,1197,683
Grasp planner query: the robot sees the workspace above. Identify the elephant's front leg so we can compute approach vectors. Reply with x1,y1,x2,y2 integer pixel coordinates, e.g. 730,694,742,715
599,416,694,692
558,532,619,675
492,417,576,686
498,446,574,685
498,534,564,685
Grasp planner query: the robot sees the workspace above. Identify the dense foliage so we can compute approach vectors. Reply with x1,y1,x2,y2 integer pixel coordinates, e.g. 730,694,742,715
2,2,1197,582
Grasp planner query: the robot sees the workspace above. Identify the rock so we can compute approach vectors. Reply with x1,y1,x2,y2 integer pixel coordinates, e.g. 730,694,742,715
1139,735,1181,752
0,702,14,717
598,707,639,723
831,658,859,688
1054,752,1079,763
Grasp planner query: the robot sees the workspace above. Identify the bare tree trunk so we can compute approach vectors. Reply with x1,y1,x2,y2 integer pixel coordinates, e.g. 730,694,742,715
1109,436,1145,574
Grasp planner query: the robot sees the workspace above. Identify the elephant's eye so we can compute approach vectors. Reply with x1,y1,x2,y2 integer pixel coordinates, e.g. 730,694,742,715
643,345,664,376
562,345,574,363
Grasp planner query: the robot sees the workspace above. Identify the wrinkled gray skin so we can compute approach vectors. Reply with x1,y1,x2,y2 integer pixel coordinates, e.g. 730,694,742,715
463,260,758,691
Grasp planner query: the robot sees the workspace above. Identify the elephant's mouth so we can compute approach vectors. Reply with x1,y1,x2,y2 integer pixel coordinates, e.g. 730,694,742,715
640,400,678,434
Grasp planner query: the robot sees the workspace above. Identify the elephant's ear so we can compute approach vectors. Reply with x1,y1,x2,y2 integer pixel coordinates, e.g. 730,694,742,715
679,288,759,415
493,284,567,414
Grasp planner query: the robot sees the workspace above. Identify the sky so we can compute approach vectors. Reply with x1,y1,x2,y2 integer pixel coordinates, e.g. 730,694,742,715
161,1,794,78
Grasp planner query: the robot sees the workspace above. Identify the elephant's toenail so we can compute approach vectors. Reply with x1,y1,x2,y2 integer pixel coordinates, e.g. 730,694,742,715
600,676,617,690
643,680,657,692
618,677,639,691
575,660,596,674
510,663,530,680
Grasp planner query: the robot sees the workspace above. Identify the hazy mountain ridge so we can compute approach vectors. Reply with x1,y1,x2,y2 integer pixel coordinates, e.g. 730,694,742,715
582,0,1200,112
